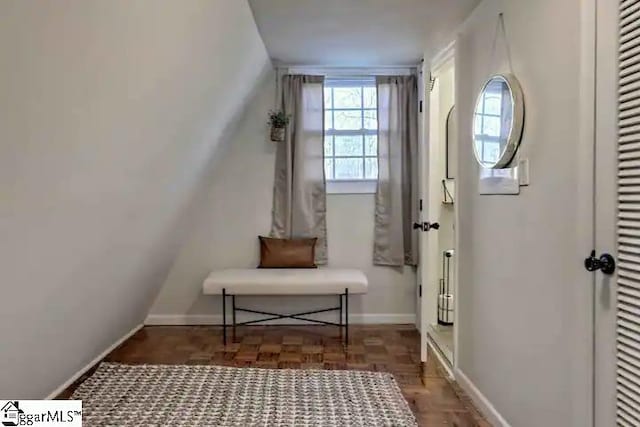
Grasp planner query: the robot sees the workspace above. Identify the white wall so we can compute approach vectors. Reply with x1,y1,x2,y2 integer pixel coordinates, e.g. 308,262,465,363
455,0,592,425
149,75,416,324
0,0,270,398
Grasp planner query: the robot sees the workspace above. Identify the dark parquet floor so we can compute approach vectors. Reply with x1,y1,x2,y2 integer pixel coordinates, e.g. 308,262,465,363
59,324,489,426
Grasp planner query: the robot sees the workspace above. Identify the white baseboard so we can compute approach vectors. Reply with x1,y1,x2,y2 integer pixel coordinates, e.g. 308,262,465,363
427,325,454,367
426,337,453,378
145,313,415,326
45,323,143,399
454,368,511,427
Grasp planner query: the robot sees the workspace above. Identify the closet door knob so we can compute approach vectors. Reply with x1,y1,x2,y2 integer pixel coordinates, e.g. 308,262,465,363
584,250,616,275
413,222,440,232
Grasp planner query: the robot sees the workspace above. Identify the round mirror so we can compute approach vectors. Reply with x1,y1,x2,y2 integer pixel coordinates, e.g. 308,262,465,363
472,74,524,169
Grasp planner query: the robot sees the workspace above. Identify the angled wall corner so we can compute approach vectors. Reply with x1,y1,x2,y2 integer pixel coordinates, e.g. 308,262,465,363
0,0,270,398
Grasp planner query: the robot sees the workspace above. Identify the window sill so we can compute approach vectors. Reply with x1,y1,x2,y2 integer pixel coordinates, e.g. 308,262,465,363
326,180,377,194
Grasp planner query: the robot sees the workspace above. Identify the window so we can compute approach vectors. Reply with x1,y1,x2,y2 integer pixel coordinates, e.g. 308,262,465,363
324,77,378,189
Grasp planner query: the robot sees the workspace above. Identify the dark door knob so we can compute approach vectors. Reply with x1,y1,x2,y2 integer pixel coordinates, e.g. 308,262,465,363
413,222,440,232
584,250,616,275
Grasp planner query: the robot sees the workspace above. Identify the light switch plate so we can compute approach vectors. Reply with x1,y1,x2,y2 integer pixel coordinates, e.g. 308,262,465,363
518,158,530,186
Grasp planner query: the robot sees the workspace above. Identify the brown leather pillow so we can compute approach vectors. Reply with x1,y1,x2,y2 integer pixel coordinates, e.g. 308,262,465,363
258,236,317,268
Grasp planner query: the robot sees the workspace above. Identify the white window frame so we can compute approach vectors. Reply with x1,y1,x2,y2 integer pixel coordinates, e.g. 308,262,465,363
326,179,377,194
324,77,378,194
282,66,417,194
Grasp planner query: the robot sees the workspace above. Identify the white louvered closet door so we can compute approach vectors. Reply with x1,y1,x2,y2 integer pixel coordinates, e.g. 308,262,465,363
617,0,640,425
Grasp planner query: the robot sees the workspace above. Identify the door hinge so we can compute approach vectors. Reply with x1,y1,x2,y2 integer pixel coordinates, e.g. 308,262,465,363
419,100,423,113
429,73,436,92
419,284,422,298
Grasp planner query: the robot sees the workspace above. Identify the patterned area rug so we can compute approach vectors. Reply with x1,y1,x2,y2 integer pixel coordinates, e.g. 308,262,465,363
72,363,418,426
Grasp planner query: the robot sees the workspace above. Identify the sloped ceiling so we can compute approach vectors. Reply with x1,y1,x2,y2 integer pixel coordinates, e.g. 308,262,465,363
0,0,269,398
249,0,480,66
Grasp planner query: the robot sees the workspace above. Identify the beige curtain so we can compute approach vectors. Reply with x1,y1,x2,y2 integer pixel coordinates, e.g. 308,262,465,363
373,75,419,266
270,75,328,264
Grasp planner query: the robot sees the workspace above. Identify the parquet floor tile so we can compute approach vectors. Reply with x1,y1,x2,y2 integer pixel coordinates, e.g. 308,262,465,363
59,324,488,426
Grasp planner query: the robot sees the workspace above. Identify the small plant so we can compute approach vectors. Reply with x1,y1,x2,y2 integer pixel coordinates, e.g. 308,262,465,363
268,110,290,129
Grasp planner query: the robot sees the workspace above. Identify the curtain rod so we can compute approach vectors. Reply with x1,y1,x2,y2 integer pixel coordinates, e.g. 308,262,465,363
278,65,419,76
275,64,420,68
275,64,420,70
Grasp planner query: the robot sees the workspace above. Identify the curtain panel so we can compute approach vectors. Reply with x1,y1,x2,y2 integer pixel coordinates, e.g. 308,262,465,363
270,75,328,264
373,75,419,267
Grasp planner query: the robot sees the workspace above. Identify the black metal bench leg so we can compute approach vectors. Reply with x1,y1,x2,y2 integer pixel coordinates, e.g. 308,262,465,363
339,293,343,338
232,295,236,342
345,287,349,348
222,288,226,346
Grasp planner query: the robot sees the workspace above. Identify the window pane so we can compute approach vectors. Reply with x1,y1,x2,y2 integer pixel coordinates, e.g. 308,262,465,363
483,95,502,115
324,136,333,156
334,110,362,130
473,114,483,135
365,135,377,156
334,135,362,156
482,116,501,137
482,141,501,163
365,157,378,179
324,158,334,180
363,86,377,108
324,87,333,109
364,109,377,130
334,158,363,179
324,110,333,130
333,87,362,108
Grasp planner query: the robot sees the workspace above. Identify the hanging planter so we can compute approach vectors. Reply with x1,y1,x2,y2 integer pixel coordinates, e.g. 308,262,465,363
270,126,286,142
268,110,289,142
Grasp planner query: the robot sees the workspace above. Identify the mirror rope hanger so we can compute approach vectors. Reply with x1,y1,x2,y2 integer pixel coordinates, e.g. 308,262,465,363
488,13,514,76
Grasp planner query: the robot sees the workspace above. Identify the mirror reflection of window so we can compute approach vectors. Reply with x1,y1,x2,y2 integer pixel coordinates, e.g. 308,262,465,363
473,78,513,167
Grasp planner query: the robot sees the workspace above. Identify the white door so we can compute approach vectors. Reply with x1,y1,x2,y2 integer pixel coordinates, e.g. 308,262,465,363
595,0,640,425
419,68,441,363
417,59,431,363
417,59,439,363
417,47,455,364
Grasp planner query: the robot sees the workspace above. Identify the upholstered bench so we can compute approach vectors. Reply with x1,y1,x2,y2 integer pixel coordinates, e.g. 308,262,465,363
202,268,368,345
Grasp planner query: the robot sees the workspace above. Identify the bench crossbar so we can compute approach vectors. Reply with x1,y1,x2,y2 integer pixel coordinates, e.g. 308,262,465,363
221,288,349,348
235,306,341,326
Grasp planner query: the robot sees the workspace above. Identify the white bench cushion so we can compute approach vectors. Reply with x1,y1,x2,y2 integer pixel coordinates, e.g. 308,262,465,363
202,268,368,295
